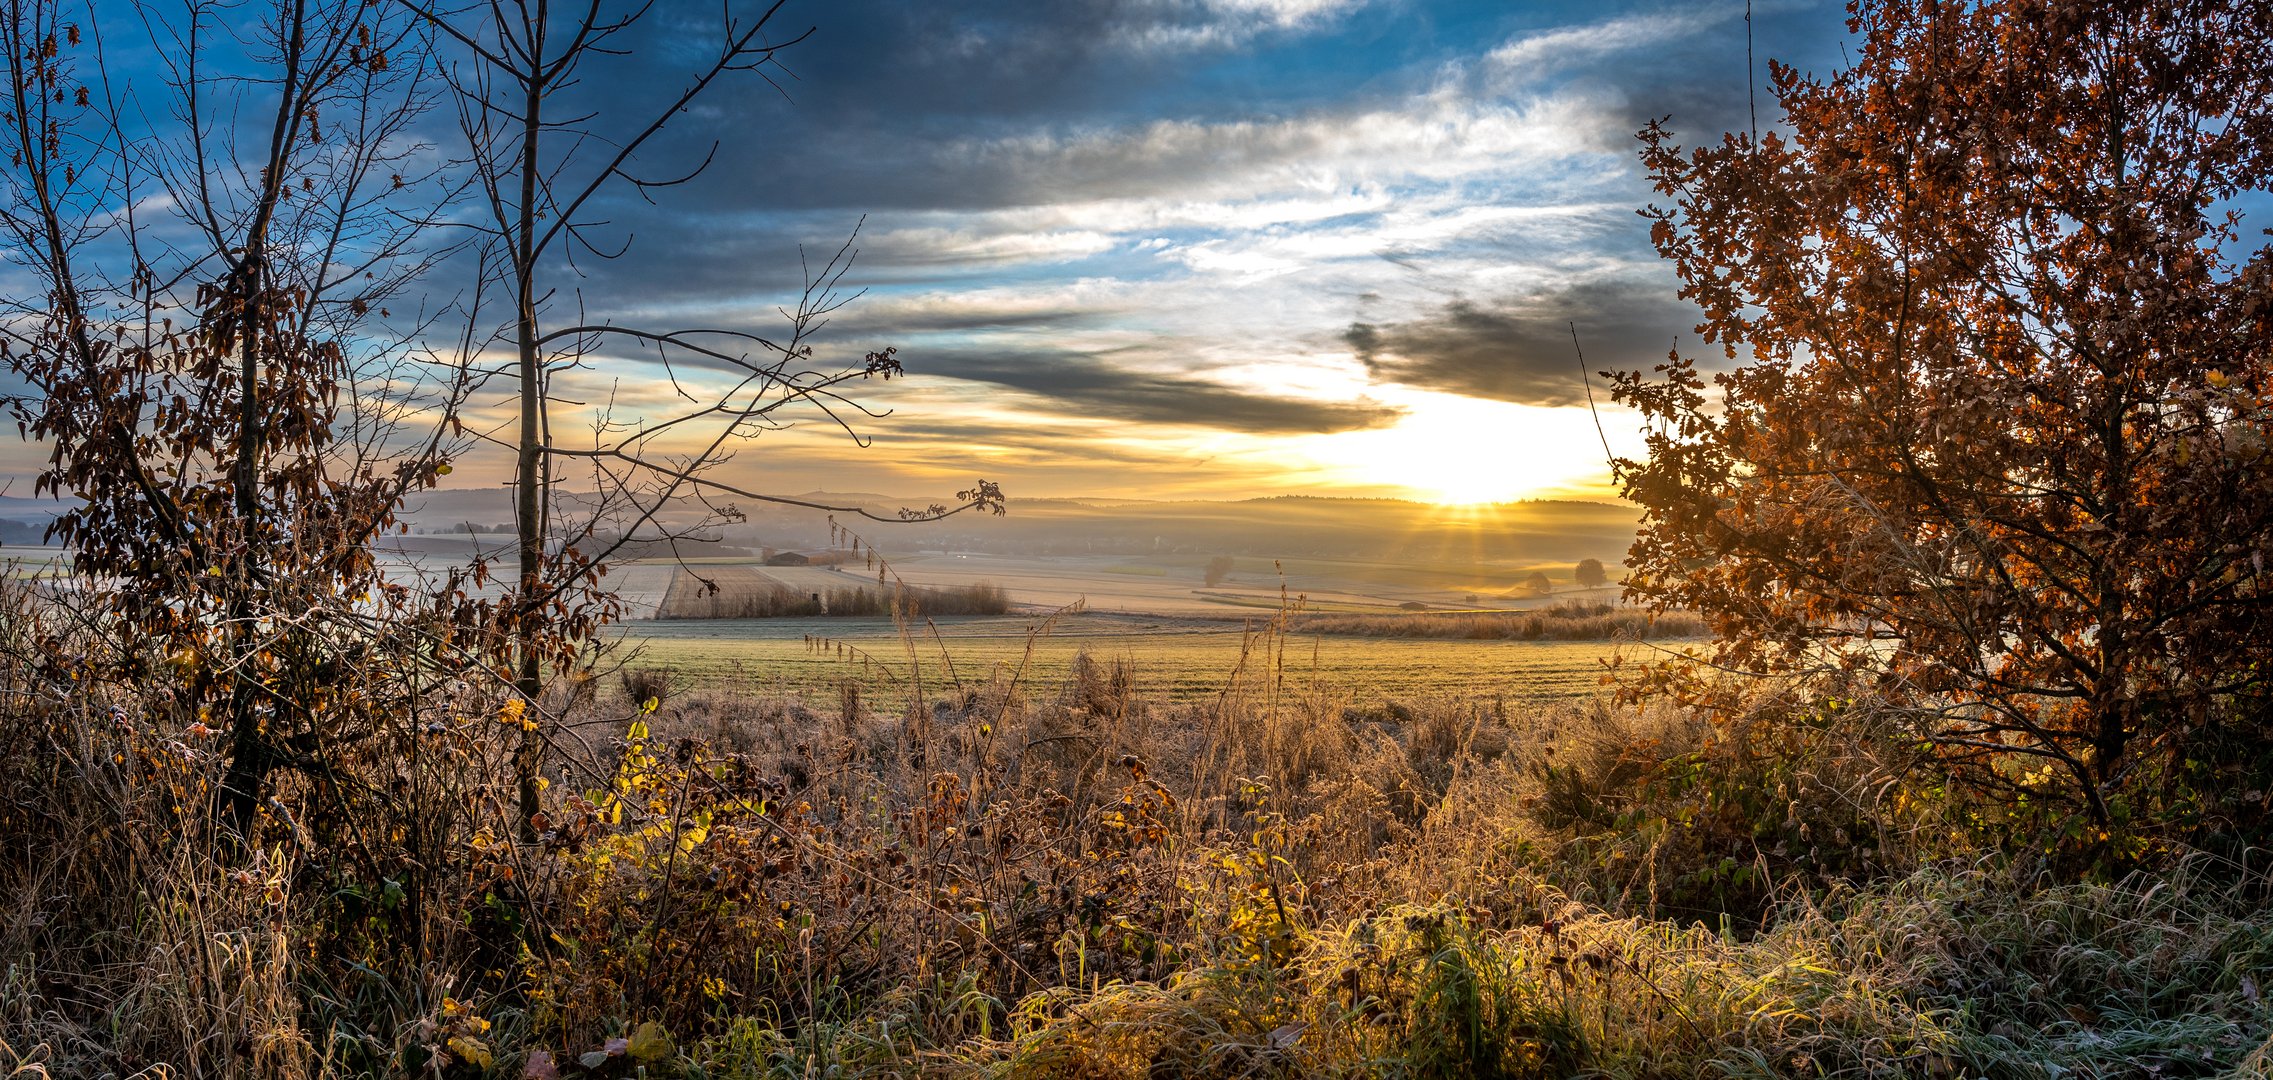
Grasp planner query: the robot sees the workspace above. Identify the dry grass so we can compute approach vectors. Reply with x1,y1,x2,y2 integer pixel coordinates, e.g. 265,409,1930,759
0,586,2266,1078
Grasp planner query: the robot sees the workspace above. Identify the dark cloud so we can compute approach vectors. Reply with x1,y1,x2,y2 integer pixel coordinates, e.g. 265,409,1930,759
538,1,1659,224
497,1,1851,312
865,418,1213,466
1346,280,1700,406
920,349,1402,434
833,304,1105,338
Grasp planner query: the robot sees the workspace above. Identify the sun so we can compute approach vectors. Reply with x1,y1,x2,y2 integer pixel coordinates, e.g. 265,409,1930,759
1308,393,1618,505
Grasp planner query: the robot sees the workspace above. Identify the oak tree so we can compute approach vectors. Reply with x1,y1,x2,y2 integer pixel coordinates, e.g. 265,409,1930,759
1617,0,2273,845
1575,558,1609,589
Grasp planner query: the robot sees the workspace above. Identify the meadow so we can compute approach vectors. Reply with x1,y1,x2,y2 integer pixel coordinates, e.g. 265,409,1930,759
613,611,1651,704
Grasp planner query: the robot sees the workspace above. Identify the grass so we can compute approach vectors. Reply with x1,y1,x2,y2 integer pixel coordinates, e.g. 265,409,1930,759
612,613,1637,703
970,861,2273,1079
1101,564,1169,577
3,580,2267,1079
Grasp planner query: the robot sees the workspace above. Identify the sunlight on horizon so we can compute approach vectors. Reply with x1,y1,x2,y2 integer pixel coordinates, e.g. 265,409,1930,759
1299,391,1628,505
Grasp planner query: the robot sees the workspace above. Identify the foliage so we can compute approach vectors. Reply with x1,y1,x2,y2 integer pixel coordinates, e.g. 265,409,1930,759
5,0,2270,1075
1574,558,1609,589
0,0,464,838
1616,0,2273,856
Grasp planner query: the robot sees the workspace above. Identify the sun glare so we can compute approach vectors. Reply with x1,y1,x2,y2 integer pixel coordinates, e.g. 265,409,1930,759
1310,394,1618,505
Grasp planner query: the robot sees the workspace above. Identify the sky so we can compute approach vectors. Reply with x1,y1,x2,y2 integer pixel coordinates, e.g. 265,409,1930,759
539,0,1854,506
8,0,1858,509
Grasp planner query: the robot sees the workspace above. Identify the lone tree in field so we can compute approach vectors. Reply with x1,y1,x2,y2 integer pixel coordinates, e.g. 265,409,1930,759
1575,558,1609,589
1617,0,2273,843
1204,555,1236,587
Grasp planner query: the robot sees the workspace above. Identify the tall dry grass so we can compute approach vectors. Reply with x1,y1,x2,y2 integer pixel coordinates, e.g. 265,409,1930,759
2,583,2267,1077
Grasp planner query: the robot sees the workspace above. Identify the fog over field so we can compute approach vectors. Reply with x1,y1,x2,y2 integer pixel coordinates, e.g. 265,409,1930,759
379,487,1639,621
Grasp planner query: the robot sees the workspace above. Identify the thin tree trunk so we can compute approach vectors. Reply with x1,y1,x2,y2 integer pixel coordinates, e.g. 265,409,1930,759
513,67,546,840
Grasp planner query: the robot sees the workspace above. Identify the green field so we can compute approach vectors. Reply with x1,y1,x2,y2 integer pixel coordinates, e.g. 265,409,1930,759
610,612,1676,705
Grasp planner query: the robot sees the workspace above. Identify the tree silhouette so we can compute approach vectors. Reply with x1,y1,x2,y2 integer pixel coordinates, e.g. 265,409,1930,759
1575,558,1609,589
1204,555,1235,587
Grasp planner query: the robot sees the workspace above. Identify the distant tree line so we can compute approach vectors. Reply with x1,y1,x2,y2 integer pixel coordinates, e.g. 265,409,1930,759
662,582,1010,620
0,520,52,546
1291,602,1702,642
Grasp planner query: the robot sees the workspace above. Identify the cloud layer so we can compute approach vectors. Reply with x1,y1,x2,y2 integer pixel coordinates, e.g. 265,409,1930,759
460,0,1852,500
0,1,1837,503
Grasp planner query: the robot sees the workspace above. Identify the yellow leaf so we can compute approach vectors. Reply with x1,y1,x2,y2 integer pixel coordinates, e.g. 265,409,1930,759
626,1020,674,1063
447,1035,492,1068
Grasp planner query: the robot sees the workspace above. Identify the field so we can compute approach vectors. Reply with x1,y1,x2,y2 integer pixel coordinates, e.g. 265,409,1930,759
363,547,1623,621
754,550,1621,616
610,611,1664,704
608,544,1674,703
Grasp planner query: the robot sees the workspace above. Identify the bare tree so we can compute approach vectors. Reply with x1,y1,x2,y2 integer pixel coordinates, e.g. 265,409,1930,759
409,0,1004,833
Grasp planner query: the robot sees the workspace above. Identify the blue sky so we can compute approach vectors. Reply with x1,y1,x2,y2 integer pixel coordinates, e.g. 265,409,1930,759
490,0,1857,503
9,0,1857,506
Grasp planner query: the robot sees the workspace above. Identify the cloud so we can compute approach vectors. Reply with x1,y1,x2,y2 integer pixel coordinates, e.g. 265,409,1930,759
924,349,1402,433
366,0,1845,500
1484,5,1745,88
1109,0,1371,53
1345,280,1699,407
928,90,1616,210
